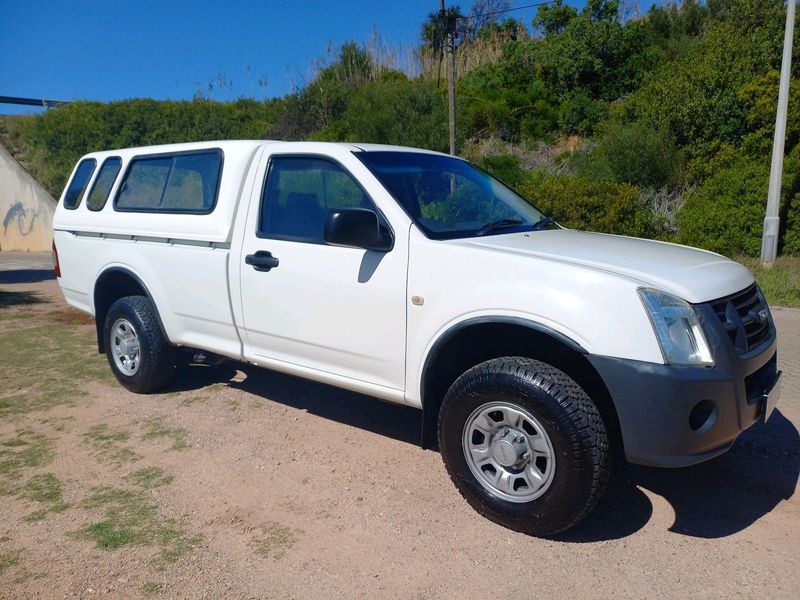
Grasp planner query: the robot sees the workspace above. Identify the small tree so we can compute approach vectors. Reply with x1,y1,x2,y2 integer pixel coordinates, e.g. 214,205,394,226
533,0,578,36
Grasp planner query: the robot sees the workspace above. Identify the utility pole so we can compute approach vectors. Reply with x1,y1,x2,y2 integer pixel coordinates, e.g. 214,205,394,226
761,0,796,265
441,0,457,155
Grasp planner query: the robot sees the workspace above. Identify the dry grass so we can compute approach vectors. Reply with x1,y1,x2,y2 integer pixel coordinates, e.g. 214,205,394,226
418,35,509,83
0,549,21,576
141,418,189,451
83,424,140,465
48,308,94,325
740,255,800,308
0,321,111,418
249,523,299,560
124,467,174,489
23,473,62,502
0,429,55,481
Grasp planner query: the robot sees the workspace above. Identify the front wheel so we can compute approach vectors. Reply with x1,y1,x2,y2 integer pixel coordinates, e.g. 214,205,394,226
104,295,175,393
438,357,609,536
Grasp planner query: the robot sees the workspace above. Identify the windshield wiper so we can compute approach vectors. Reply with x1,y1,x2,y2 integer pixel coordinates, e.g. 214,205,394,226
531,216,555,231
475,219,523,236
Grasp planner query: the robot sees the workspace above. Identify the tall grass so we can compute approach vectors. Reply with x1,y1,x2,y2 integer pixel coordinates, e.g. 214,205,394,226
740,256,800,308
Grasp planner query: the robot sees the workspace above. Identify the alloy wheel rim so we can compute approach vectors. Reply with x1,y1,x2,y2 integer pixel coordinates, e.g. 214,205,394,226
110,318,140,376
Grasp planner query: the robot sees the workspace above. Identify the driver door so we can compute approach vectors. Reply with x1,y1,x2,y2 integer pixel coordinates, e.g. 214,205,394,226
238,153,408,393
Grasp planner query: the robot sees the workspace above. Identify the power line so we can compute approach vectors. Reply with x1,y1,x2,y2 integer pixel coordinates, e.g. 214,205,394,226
437,0,557,155
459,1,556,21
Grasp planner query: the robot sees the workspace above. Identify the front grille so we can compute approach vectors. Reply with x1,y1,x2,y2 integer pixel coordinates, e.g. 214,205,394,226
710,284,773,354
744,352,778,403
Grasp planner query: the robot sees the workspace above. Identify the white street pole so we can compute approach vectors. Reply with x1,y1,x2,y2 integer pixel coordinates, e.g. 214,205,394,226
762,0,796,265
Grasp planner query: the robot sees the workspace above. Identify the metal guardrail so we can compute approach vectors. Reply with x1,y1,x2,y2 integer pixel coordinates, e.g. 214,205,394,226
0,95,69,108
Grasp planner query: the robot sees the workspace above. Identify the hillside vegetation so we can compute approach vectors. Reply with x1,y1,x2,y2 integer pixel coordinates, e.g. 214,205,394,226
2,0,799,257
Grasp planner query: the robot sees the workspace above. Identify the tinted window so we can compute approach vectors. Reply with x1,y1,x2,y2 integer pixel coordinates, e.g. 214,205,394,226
63,159,97,209
115,150,222,213
86,157,122,211
356,152,548,240
259,157,375,243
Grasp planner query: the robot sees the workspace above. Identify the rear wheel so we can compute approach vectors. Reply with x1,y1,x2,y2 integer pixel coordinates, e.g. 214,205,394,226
104,296,175,393
438,357,609,536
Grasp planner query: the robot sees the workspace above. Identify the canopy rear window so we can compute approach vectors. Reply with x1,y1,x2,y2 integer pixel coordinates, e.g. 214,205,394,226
114,150,222,213
63,159,97,210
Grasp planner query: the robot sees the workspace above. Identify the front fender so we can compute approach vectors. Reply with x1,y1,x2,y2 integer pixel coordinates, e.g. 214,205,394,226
407,310,592,409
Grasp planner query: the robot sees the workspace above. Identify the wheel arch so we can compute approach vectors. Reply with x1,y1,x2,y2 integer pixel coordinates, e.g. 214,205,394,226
419,317,623,458
93,267,170,353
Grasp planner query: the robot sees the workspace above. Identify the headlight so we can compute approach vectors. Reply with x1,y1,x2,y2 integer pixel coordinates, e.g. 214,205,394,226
638,288,714,366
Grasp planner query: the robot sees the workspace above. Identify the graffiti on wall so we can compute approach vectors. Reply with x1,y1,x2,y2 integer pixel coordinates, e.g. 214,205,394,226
3,201,40,237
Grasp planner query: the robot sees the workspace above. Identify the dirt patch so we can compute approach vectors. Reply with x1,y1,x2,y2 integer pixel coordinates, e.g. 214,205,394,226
48,307,94,325
0,277,798,599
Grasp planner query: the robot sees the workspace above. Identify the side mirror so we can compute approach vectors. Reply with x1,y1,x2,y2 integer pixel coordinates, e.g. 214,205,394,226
324,208,392,252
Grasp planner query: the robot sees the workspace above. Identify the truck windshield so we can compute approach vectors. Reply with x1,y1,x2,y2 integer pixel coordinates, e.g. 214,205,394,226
355,151,552,240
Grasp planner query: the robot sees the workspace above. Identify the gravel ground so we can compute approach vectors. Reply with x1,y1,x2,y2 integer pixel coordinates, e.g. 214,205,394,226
0,254,798,599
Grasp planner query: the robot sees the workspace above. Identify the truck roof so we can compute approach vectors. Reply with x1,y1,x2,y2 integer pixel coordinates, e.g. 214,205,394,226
55,140,448,246
79,140,452,161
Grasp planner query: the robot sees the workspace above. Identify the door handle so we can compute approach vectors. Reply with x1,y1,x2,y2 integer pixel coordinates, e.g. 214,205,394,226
245,250,280,272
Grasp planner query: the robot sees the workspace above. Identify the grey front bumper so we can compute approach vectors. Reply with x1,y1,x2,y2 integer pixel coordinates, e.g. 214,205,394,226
589,285,780,468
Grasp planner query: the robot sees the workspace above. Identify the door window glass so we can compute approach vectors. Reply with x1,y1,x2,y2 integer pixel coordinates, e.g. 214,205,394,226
259,156,375,243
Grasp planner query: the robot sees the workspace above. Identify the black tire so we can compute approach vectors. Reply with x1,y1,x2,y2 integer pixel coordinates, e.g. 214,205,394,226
438,357,609,536
103,295,175,393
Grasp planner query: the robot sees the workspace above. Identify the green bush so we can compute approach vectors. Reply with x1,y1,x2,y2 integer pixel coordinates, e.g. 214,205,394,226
614,0,786,158
312,76,449,151
517,171,652,237
477,153,526,188
18,99,278,197
572,120,682,187
678,147,800,256
557,92,607,136
775,145,800,255
459,62,560,141
677,154,767,256
784,190,800,255
268,43,376,140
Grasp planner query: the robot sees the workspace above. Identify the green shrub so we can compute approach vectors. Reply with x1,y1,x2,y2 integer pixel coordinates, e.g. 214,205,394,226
678,147,800,256
613,0,786,158
477,153,526,188
459,63,560,141
784,191,800,255
573,120,682,187
677,154,767,256
18,99,278,197
312,76,449,152
517,172,652,237
268,43,376,140
557,91,607,136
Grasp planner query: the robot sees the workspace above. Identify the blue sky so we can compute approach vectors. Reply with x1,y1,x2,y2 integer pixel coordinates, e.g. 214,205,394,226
1,1,619,114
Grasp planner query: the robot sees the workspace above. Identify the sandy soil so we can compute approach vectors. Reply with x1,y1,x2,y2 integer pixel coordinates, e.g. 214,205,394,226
1,263,798,599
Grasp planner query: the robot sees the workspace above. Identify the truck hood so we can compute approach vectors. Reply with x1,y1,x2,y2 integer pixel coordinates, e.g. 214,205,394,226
459,229,754,304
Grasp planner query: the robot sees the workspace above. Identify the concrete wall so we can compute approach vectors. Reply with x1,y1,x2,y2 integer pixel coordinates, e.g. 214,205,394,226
0,143,56,252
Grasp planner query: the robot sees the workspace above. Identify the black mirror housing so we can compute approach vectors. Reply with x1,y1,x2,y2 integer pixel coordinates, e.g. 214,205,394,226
324,209,391,252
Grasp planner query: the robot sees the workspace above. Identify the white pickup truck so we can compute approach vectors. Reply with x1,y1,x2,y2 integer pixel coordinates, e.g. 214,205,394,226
52,140,781,535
